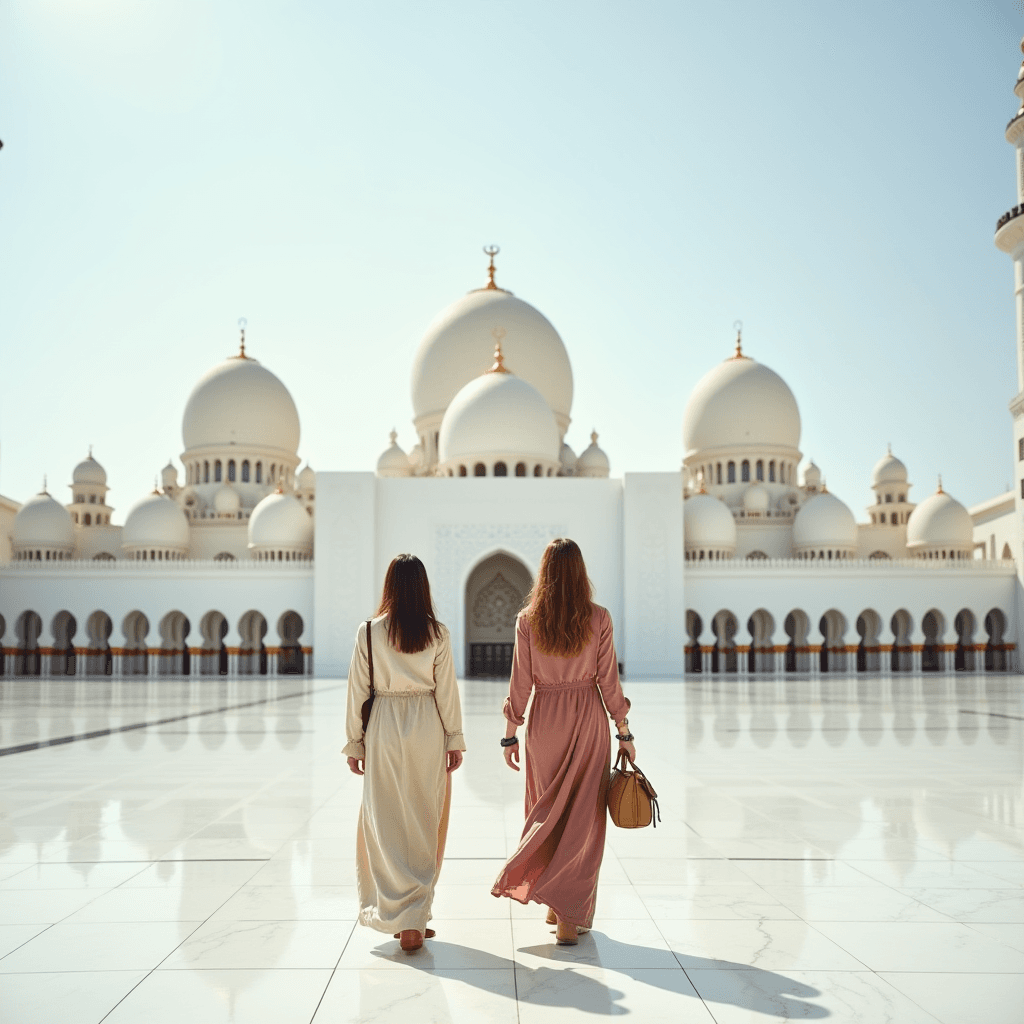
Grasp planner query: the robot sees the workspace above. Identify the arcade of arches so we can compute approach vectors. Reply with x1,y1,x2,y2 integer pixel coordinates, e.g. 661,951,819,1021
1,609,311,678
686,606,1014,675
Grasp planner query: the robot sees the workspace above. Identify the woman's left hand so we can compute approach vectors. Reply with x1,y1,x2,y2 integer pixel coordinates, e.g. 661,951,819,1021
447,750,464,773
347,756,364,776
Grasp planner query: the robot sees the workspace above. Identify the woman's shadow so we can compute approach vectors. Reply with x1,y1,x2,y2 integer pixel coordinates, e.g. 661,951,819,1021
370,931,829,1017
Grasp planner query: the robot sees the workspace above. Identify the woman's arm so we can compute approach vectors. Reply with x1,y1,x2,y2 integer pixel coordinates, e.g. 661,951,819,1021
502,616,534,770
342,622,371,767
596,608,634,757
433,629,466,767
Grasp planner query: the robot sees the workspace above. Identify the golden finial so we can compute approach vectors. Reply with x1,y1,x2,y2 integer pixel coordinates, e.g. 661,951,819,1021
42,474,47,494
591,430,599,445
937,474,944,493
389,429,398,445
88,444,93,459
729,320,748,360
886,442,892,455
488,328,510,373
483,245,500,289
237,317,248,359
152,476,161,494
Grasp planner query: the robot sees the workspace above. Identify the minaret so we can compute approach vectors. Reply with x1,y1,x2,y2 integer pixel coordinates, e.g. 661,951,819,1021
995,38,1024,660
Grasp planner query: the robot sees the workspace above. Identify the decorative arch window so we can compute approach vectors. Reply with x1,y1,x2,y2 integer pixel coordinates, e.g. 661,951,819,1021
747,550,769,560
884,493,892,503
202,461,209,483
755,459,764,481
716,462,722,485
892,513,899,525
534,465,542,477
89,494,96,504
474,463,486,477
494,461,508,476
214,552,236,561
741,460,750,482
768,460,776,482
228,460,236,482
241,460,250,482
213,460,221,482
515,462,526,477
255,461,263,483
899,494,905,503
727,461,736,483
458,465,467,477
83,513,91,526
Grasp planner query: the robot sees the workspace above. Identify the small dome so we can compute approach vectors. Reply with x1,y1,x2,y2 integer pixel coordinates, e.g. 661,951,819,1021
576,431,610,478
560,442,578,474
743,483,770,513
803,460,822,487
438,363,560,469
297,464,316,489
249,491,313,550
872,447,908,486
213,484,241,515
123,492,190,550
411,287,573,431
182,354,300,454
377,431,412,478
792,491,857,551
72,453,107,486
683,350,801,457
13,490,75,550
684,492,737,550
906,484,973,550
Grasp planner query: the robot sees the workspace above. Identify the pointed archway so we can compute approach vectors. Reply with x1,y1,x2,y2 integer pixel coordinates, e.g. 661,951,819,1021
465,552,532,678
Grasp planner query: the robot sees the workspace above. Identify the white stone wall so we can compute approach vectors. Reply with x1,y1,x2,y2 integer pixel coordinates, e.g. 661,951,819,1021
623,473,685,677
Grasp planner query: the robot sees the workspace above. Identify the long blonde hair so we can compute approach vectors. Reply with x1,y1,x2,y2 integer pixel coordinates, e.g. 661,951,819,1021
525,538,593,657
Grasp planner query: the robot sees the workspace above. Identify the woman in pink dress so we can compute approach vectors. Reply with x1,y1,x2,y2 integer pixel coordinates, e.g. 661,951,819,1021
491,538,636,945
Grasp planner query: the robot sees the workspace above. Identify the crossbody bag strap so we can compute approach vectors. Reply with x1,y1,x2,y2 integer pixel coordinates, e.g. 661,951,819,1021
366,619,374,689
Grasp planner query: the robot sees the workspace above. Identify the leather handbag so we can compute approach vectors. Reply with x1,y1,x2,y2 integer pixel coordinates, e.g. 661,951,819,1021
607,750,660,828
360,619,375,734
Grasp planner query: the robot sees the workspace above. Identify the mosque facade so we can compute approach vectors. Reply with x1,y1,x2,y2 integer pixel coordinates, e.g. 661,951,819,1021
5,48,1024,682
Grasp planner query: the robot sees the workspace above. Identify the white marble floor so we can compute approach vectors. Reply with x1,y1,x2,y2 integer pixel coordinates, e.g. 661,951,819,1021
0,673,1021,1023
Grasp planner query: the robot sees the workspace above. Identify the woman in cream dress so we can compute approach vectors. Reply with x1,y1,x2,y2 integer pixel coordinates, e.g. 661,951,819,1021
343,554,466,952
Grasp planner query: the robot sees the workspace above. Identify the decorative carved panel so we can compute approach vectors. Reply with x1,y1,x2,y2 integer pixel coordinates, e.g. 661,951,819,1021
472,573,523,629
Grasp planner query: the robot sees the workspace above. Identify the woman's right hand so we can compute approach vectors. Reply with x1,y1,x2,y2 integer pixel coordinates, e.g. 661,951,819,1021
347,756,364,776
617,739,636,764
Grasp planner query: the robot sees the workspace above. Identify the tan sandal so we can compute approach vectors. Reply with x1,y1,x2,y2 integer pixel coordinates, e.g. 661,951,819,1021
545,907,557,925
555,919,578,945
399,929,423,951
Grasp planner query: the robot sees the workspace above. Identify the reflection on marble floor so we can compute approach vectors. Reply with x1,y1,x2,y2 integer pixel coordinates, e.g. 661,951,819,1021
0,674,1021,1023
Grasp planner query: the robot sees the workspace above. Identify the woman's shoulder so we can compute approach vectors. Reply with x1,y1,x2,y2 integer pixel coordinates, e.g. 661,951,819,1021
591,603,610,621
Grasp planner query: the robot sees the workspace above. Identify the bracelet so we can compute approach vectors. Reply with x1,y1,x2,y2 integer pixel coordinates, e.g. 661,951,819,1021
615,732,634,742
500,736,519,747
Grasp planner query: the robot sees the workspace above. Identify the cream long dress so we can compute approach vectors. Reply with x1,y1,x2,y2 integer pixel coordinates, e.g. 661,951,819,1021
342,617,466,935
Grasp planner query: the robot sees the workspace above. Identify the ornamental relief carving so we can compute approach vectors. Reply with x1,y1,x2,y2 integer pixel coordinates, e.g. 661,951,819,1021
471,573,524,629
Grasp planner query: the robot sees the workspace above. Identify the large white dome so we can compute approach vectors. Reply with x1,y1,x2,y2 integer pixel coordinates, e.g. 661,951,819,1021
13,491,75,549
683,353,801,456
249,491,313,550
684,493,737,549
438,367,560,468
123,492,190,550
182,355,300,454
72,454,106,486
411,289,573,432
792,491,857,550
906,487,973,549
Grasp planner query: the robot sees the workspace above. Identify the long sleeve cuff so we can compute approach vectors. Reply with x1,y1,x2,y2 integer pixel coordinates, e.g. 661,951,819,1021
445,731,467,752
342,739,365,759
502,697,525,726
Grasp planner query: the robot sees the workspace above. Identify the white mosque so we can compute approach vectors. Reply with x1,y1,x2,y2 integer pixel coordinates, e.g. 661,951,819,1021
4,45,1024,682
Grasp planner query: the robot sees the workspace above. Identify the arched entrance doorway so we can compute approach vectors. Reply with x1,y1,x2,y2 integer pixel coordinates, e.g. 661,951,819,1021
465,553,532,678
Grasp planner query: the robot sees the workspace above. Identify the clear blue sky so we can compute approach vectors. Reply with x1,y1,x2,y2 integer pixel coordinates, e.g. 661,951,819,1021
2,1,1022,520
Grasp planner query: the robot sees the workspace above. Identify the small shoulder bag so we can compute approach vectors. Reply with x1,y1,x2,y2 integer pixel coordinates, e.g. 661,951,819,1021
608,750,660,829
360,619,375,734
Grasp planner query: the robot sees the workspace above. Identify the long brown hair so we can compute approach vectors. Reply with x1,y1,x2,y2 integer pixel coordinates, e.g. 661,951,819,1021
525,538,594,657
376,554,443,653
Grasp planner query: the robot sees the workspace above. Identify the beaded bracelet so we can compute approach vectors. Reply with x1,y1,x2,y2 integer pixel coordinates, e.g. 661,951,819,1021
500,736,519,747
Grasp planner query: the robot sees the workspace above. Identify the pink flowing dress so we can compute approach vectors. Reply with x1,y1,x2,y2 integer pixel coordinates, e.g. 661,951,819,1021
491,604,629,928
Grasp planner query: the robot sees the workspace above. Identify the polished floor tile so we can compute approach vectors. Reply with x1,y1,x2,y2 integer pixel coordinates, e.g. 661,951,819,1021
315,967,519,1023
877,971,1024,1024
0,971,149,1024
105,968,332,1024
0,674,1020,1024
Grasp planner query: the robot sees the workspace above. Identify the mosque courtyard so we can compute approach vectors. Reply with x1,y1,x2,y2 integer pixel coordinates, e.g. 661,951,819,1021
0,674,1021,1024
